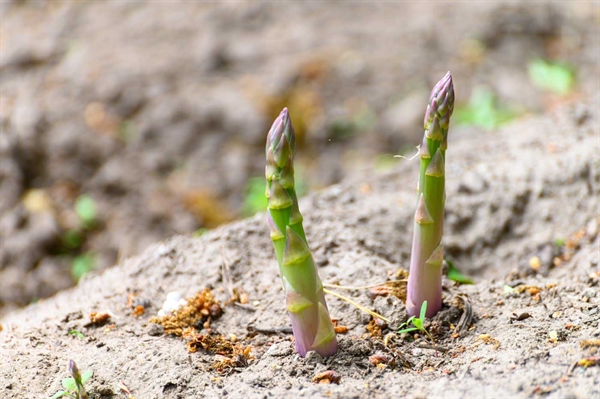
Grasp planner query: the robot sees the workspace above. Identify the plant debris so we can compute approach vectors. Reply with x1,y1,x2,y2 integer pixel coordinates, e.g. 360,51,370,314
132,305,145,317
476,334,500,349
88,312,111,326
576,356,599,368
510,312,531,323
149,289,222,336
367,270,408,301
366,317,386,340
454,294,473,333
246,325,293,336
369,353,395,368
579,339,600,350
331,319,349,334
183,328,253,373
312,370,341,384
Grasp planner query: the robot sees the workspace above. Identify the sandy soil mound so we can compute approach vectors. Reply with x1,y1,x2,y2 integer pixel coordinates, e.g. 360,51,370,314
1,102,598,398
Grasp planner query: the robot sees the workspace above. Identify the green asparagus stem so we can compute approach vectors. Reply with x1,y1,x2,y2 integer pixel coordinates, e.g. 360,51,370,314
68,359,89,399
406,72,454,318
266,108,337,357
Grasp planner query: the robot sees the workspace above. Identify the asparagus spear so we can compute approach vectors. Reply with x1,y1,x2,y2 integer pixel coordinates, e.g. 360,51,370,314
406,72,454,318
68,359,89,399
265,108,337,357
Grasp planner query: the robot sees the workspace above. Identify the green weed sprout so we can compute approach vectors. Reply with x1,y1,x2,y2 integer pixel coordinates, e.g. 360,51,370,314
406,72,454,318
50,359,92,399
528,59,575,95
398,301,433,340
265,108,337,357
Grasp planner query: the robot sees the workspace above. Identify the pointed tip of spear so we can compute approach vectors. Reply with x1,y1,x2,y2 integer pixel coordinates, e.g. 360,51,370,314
266,107,296,167
425,73,455,126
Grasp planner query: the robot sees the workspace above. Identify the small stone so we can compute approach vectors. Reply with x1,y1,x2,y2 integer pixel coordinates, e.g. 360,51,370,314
586,218,598,238
573,103,589,125
304,351,324,365
147,323,164,337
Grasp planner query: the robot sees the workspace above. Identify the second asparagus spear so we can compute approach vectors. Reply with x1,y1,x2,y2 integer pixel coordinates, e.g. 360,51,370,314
266,108,338,357
406,72,454,318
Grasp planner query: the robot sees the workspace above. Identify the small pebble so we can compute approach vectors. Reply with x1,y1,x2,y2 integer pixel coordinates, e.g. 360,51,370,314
147,323,164,336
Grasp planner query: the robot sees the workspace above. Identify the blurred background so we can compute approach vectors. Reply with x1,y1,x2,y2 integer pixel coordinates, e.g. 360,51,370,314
0,1,597,317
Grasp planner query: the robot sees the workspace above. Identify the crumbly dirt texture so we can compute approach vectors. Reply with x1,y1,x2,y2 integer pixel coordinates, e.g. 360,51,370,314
1,100,598,398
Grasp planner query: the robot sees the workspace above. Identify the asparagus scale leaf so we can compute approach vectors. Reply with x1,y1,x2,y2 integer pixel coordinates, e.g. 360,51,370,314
265,108,338,357
406,73,454,318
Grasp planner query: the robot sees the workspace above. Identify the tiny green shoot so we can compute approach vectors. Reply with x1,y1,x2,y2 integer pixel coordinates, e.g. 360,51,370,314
192,228,209,237
50,360,92,399
62,229,84,250
454,87,515,129
446,258,474,284
554,238,566,248
71,253,95,281
242,177,269,217
502,285,516,294
68,330,84,339
74,195,97,229
398,301,433,340
528,59,575,95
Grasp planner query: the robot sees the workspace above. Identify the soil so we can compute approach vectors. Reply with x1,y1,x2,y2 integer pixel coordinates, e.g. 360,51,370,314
1,99,599,398
1,1,599,316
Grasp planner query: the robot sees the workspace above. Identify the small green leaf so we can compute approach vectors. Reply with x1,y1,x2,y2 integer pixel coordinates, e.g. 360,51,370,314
398,316,415,329
398,327,418,335
192,228,209,237
503,284,516,294
446,259,474,284
62,229,84,249
413,319,423,330
50,391,69,399
242,177,269,217
61,377,76,390
528,59,575,95
455,87,516,129
419,301,428,321
80,370,93,384
71,253,95,281
74,195,97,228
68,330,84,339
554,238,565,248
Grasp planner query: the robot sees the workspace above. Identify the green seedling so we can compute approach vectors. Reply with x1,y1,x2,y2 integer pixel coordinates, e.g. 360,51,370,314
74,195,97,229
454,86,514,129
503,285,516,294
68,330,84,339
398,301,433,340
62,229,84,250
71,252,95,281
446,258,474,284
528,59,575,95
242,177,269,217
50,360,92,399
192,228,209,237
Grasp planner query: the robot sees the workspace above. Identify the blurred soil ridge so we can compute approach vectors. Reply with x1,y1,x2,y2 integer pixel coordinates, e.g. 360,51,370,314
0,1,598,315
